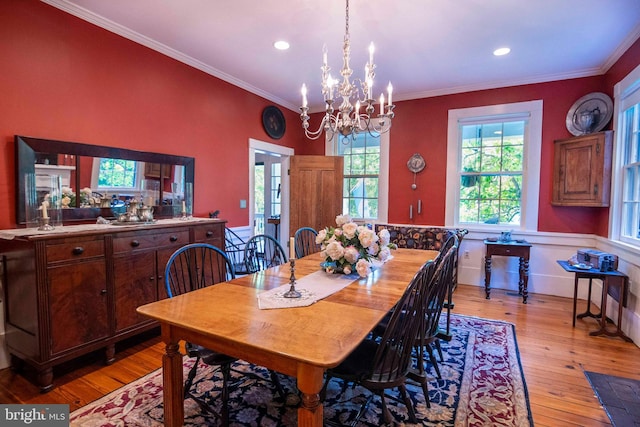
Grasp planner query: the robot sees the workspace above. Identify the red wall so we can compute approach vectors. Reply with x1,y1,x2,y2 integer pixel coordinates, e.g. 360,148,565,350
1,0,638,236
0,0,307,229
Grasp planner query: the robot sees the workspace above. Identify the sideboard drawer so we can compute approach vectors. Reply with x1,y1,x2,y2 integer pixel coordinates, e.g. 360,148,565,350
46,238,105,263
192,223,224,247
113,229,189,254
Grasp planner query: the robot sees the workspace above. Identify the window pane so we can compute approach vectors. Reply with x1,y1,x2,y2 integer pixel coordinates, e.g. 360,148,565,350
457,120,525,226
98,158,137,188
621,103,640,242
339,131,381,220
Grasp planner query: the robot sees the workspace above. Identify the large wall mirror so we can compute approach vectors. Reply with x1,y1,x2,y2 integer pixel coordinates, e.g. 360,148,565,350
15,135,195,226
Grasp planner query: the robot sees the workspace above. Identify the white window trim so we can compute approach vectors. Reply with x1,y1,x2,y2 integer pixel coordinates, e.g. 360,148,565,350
610,63,640,243
445,100,543,231
325,123,389,223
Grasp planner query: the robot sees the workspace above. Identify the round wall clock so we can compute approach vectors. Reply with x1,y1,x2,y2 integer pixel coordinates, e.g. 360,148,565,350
262,106,286,139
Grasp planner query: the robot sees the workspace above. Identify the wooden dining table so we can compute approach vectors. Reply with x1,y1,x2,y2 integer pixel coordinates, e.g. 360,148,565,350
137,248,438,427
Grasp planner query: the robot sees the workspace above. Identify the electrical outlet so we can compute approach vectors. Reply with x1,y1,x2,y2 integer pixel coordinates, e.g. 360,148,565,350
464,250,470,259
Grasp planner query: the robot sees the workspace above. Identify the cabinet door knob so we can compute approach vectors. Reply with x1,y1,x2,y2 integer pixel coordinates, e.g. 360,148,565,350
72,247,84,255
100,289,107,295
130,240,140,247
206,231,214,237
149,276,155,281
170,235,178,242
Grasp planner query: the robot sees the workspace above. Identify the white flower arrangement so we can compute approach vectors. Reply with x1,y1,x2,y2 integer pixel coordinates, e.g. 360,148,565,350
316,214,397,277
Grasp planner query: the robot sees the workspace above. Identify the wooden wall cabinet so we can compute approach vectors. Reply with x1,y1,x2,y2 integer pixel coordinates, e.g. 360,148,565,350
552,131,613,207
0,219,225,391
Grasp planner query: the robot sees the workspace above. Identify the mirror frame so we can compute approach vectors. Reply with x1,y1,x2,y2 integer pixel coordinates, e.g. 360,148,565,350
15,135,195,226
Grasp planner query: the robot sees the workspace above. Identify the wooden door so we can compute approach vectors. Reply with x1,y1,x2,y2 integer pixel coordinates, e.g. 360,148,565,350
290,155,343,235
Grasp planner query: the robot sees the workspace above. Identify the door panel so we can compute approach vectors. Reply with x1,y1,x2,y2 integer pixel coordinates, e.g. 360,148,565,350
290,155,343,234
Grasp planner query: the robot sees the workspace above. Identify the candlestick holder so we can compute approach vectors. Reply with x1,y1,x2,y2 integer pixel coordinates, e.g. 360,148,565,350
38,217,55,231
282,259,301,298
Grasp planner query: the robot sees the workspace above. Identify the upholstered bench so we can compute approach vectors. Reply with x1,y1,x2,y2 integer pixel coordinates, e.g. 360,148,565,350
374,224,468,340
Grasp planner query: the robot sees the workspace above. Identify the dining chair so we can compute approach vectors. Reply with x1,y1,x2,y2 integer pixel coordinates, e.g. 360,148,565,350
320,257,439,426
164,243,238,425
367,239,458,410
243,234,288,273
294,227,320,258
165,243,284,425
425,233,460,375
410,239,459,405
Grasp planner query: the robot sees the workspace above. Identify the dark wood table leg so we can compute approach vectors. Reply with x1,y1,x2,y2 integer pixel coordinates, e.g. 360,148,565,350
589,277,633,342
520,258,529,304
576,278,602,320
484,255,492,299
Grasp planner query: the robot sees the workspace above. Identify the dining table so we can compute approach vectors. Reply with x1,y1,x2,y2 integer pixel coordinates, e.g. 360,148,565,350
137,248,438,427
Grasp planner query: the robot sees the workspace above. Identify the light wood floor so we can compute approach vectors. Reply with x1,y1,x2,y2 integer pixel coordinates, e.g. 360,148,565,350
1,284,639,426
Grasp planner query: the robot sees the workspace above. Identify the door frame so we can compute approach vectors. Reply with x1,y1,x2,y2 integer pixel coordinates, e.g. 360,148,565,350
248,138,294,248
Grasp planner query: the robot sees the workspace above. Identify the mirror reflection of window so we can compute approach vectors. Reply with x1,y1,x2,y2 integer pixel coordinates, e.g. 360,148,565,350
99,159,137,188
91,158,142,193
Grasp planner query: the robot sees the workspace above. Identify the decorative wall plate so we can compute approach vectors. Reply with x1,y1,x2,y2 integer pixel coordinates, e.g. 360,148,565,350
262,106,286,139
565,92,613,136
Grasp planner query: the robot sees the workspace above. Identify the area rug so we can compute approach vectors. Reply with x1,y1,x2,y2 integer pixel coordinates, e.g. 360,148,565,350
585,371,640,426
70,314,533,426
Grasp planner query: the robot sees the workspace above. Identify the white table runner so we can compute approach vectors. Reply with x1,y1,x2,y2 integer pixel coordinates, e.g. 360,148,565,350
257,270,360,309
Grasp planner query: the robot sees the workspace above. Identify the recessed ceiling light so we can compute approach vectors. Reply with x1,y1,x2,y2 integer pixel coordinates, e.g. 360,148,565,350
493,47,511,56
274,40,290,50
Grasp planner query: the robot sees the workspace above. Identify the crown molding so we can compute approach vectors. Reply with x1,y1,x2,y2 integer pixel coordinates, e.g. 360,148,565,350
41,0,298,111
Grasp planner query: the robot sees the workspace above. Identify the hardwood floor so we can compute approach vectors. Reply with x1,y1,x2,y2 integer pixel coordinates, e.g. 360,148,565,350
1,284,639,426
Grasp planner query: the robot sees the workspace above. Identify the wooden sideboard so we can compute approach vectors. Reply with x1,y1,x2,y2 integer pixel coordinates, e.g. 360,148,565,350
0,218,225,391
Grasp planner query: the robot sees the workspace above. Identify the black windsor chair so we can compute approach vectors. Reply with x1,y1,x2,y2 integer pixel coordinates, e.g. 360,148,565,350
293,227,320,258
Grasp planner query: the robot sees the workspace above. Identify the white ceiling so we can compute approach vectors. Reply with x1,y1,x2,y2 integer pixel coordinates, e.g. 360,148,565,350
44,0,640,112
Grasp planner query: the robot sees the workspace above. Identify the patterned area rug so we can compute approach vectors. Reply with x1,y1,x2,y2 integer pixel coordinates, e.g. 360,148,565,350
70,314,533,426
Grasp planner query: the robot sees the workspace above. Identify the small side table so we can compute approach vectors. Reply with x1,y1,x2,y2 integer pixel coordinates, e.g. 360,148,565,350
484,239,532,303
556,260,631,341
267,217,280,240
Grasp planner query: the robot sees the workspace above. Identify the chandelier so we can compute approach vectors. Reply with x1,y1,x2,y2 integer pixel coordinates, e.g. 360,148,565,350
300,0,394,140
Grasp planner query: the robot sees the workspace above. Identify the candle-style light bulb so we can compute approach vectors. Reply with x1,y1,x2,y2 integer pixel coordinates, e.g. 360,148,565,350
301,84,308,108
289,237,296,260
379,93,385,115
327,75,334,100
387,82,393,106
368,42,374,64
323,44,328,66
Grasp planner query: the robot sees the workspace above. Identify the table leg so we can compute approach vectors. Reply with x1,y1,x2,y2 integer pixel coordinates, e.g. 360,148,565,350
297,363,324,427
572,275,578,327
521,257,529,304
484,255,492,299
576,278,602,320
162,330,184,427
589,277,633,342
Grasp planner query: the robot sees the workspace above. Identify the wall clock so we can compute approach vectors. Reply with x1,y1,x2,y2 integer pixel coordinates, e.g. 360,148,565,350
262,105,286,139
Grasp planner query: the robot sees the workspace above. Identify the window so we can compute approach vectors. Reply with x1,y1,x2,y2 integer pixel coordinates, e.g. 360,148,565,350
327,127,389,222
459,121,524,225
271,163,281,217
612,63,640,245
96,158,139,190
446,101,542,230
